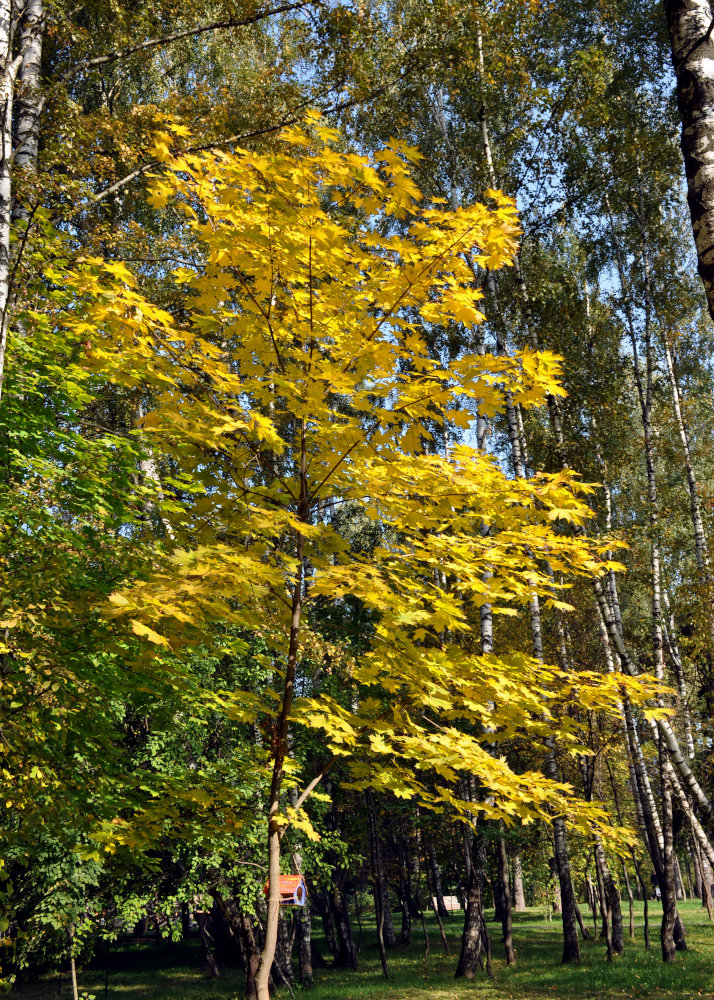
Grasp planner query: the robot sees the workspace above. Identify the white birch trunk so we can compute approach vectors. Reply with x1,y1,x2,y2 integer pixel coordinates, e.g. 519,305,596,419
0,0,22,404
665,0,714,319
14,0,42,177
662,588,696,760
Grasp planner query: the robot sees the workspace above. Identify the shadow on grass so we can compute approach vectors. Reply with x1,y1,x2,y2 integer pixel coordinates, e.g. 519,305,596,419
11,900,714,999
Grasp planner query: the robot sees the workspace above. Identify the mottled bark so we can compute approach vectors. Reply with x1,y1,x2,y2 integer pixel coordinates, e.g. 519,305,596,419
0,0,22,404
665,0,714,321
454,840,491,979
13,0,43,187
512,854,526,912
586,877,598,934
662,589,696,761
294,908,313,987
660,738,678,962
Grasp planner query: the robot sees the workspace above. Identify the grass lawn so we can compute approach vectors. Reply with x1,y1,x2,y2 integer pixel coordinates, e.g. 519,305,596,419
12,900,714,999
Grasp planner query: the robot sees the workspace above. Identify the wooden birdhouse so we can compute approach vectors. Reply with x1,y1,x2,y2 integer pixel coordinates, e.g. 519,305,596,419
263,874,308,906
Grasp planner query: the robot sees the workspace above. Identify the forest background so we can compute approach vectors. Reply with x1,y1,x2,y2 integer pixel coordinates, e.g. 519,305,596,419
2,0,714,998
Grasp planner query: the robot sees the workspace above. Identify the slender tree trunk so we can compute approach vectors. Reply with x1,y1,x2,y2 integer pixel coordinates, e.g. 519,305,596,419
497,830,515,965
353,890,363,954
213,895,260,1000
692,834,714,918
0,1,22,405
365,790,395,951
665,0,714,322
397,838,412,945
274,913,294,988
196,911,220,978
512,854,526,912
594,846,614,961
690,837,703,897
13,0,43,203
373,871,389,979
424,840,450,955
586,876,598,934
428,843,449,920
683,841,696,897
312,888,339,964
674,854,686,901
662,589,696,761
331,878,357,970
597,841,623,955
638,864,651,952
255,422,308,1000
622,860,635,939
580,753,622,954
660,737,678,962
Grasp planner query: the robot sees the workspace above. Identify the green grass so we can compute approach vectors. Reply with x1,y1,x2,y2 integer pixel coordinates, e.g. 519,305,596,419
12,900,714,999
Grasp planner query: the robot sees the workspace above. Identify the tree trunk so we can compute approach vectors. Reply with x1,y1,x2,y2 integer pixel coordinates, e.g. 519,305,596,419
13,0,43,201
454,840,491,979
196,911,220,978
255,497,306,1000
674,853,686,901
273,912,294,988
544,748,581,962
397,853,411,945
424,840,450,955
660,737,677,962
365,790,395,951
692,834,714,919
212,895,260,1000
332,878,357,970
621,860,635,939
512,853,526,912
428,843,449,920
312,888,339,964
594,846,614,961
0,0,22,404
497,830,515,965
455,862,482,980
595,842,623,955
665,0,714,323
586,877,598,935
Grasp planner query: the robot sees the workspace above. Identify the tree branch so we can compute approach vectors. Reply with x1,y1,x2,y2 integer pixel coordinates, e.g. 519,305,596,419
89,71,412,206
60,2,314,82
288,757,336,818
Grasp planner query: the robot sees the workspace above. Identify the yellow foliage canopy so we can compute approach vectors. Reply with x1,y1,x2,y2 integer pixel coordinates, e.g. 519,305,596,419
64,116,655,846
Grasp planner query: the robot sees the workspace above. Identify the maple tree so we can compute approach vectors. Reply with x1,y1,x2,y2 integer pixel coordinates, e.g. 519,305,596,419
44,116,657,997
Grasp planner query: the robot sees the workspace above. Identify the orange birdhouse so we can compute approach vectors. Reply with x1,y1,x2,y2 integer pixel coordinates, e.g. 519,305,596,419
263,874,308,906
